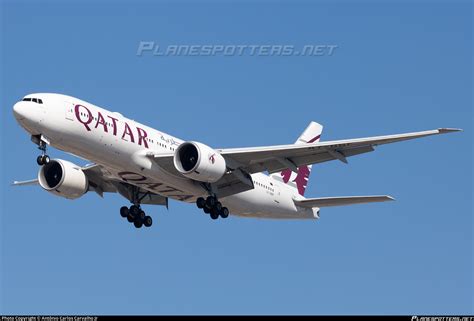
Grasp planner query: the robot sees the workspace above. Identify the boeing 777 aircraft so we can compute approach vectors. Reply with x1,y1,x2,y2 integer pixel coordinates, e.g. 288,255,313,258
12,93,461,228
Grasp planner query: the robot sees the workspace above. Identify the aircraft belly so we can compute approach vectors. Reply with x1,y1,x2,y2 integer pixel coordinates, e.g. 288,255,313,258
221,188,297,219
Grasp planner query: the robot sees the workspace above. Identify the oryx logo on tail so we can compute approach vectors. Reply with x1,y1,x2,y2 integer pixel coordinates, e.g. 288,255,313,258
272,121,323,196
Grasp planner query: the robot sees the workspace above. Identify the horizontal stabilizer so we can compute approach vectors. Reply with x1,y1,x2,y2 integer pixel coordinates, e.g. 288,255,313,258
294,195,394,208
12,179,39,186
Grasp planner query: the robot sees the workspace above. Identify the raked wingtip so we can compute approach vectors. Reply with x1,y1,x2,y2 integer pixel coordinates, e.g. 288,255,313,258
438,128,463,133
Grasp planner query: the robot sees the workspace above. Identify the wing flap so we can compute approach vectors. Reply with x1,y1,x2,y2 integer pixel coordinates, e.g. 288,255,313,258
294,195,395,208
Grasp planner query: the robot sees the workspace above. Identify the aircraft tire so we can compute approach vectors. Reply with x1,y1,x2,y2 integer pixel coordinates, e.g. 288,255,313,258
220,207,229,218
120,206,129,218
196,197,206,209
144,216,153,227
206,196,216,207
130,205,140,217
133,218,143,228
210,209,219,220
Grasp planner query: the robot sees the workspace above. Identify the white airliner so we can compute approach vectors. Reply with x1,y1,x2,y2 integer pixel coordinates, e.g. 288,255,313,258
12,93,460,228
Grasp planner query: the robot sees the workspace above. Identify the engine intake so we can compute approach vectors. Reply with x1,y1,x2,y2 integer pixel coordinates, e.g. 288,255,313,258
38,159,88,199
174,141,226,183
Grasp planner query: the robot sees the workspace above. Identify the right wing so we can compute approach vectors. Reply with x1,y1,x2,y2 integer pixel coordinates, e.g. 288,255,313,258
82,164,168,206
294,195,395,208
12,164,168,206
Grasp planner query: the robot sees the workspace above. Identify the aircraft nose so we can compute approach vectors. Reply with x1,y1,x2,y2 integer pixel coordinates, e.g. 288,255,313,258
13,101,28,120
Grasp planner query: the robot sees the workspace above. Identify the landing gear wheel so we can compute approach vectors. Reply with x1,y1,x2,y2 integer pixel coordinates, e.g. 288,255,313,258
220,207,229,218
210,209,219,220
138,210,146,220
120,206,129,218
206,196,216,208
196,197,206,209
203,206,210,214
130,205,140,217
133,218,143,228
215,202,222,211
127,214,134,223
144,216,153,227
36,155,50,165
35,137,50,166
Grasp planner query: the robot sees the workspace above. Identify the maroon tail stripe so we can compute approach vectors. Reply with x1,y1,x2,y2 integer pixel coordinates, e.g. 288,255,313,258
307,135,321,143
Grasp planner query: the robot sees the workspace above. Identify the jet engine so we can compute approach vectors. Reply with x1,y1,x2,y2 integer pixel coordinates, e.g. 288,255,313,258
173,141,226,183
38,159,89,199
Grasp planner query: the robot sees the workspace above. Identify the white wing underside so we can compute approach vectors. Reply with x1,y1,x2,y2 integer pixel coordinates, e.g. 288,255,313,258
151,128,460,176
217,128,460,174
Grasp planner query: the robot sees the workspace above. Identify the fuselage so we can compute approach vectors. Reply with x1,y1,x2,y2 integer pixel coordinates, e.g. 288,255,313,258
13,93,316,219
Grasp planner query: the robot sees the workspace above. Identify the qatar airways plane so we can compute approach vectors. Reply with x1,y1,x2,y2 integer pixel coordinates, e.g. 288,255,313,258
12,93,460,228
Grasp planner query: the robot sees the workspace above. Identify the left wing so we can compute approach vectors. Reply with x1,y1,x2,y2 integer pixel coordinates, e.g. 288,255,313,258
149,127,460,197
217,128,461,174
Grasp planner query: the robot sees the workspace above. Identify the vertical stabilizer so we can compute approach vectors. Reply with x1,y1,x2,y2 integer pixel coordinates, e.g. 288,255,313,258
271,121,323,196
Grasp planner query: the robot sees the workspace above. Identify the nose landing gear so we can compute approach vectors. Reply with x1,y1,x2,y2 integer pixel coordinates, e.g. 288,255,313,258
34,136,50,166
196,196,229,220
36,154,50,166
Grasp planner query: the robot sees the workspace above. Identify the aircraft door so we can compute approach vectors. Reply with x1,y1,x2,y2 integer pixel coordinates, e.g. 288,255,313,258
272,182,281,204
65,101,74,120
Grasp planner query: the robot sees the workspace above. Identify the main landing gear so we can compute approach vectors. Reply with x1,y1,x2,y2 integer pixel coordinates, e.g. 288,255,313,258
196,196,229,220
120,185,153,229
36,138,50,166
120,205,153,229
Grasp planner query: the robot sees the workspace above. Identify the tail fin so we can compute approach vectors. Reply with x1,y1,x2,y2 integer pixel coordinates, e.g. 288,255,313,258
271,121,323,196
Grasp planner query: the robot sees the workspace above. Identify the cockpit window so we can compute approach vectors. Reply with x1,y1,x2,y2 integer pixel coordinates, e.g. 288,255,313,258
22,97,43,104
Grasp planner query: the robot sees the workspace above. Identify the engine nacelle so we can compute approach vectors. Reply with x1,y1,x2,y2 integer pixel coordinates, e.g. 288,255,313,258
38,159,88,199
173,141,226,183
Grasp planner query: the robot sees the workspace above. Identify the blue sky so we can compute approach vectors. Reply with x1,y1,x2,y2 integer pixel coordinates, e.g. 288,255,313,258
1,0,472,315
